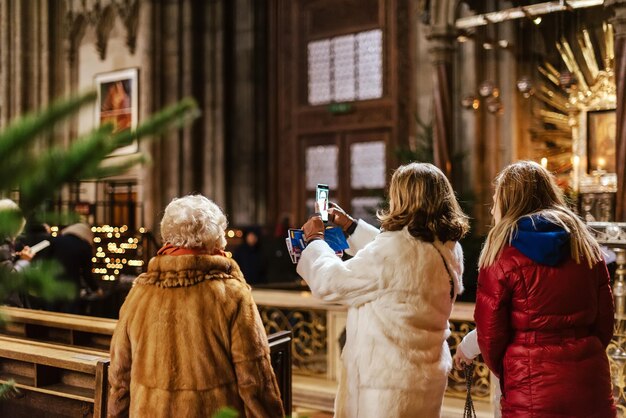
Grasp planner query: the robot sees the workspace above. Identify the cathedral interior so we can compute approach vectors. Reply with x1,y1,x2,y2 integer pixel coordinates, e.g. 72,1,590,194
2,1,626,417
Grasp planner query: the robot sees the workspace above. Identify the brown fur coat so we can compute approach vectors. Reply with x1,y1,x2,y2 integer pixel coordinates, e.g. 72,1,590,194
107,254,284,418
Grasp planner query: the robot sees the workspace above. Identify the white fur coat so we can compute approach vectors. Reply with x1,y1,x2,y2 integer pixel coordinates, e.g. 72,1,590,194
297,221,464,418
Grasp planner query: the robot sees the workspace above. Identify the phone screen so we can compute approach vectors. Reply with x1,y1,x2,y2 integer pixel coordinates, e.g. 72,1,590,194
316,184,330,222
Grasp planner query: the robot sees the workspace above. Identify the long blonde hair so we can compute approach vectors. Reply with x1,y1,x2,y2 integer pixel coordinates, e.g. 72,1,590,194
479,161,601,268
378,163,469,242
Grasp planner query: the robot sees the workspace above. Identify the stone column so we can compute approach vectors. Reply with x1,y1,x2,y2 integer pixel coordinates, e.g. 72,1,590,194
607,0,626,220
0,0,50,124
426,25,456,178
224,0,267,226
142,0,227,233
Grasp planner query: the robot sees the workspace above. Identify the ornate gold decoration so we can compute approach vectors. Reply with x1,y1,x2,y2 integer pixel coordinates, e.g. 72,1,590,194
259,306,328,376
447,320,491,401
608,319,626,415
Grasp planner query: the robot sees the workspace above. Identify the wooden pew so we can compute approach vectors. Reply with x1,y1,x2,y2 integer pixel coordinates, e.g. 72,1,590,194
0,306,115,351
1,307,293,414
0,335,109,418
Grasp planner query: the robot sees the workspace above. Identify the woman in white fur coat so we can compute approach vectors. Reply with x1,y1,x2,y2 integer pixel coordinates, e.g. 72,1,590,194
298,163,469,418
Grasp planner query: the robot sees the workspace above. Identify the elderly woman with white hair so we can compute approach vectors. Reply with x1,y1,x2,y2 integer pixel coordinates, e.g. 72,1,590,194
0,199,34,307
108,195,284,418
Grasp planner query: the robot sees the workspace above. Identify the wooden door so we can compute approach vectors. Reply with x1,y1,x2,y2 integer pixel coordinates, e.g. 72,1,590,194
267,0,414,225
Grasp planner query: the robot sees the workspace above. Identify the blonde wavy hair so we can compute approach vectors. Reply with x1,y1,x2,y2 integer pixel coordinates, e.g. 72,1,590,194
160,195,228,250
479,161,601,268
378,163,469,242
0,199,26,240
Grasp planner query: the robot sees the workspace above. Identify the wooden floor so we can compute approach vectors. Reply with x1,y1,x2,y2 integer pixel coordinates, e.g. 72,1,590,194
292,375,496,418
293,409,333,418
294,403,495,418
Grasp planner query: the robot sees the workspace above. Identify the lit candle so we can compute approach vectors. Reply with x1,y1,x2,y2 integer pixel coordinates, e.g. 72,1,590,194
541,157,548,169
598,157,606,170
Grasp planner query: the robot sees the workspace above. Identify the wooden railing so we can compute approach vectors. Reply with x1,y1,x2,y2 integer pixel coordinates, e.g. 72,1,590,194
0,306,293,414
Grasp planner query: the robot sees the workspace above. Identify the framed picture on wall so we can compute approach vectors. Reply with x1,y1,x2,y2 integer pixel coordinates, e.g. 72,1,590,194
587,109,616,173
95,68,138,155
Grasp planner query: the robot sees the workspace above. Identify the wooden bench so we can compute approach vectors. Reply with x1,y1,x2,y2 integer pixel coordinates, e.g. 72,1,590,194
1,307,293,414
0,306,115,351
268,330,292,416
0,335,109,418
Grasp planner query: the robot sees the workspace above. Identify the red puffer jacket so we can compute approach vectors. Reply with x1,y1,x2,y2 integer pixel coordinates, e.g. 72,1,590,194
475,216,616,417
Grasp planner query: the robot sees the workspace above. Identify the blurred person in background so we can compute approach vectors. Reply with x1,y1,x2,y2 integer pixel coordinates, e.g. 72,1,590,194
17,221,53,261
0,199,33,307
233,226,267,286
15,221,54,309
265,214,300,285
49,223,102,313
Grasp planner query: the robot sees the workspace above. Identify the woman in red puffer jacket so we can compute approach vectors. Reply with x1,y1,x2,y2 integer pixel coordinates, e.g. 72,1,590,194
475,161,616,417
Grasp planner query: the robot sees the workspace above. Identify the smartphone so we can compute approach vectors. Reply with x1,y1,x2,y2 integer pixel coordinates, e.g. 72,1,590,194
316,184,330,222
29,239,51,255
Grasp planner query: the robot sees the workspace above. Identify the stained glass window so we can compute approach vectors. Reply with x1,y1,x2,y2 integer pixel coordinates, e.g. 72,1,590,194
305,145,338,190
308,40,331,105
350,141,386,189
307,29,383,105
332,35,356,102
356,30,383,100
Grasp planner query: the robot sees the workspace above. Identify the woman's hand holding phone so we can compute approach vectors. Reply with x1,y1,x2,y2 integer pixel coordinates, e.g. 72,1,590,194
328,203,355,232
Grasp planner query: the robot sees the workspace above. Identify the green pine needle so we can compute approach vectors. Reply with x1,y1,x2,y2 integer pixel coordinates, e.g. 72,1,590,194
211,408,239,418
0,92,198,332
0,260,75,301
0,92,97,161
0,380,19,400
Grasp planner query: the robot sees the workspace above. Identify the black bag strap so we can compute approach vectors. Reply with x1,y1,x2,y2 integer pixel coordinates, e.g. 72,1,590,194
463,363,477,418
433,244,455,300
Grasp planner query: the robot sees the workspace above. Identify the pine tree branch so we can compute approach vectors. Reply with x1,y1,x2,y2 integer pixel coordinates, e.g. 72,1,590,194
104,97,200,155
0,260,74,301
82,154,149,180
0,92,97,162
18,99,198,213
18,125,114,214
0,95,199,314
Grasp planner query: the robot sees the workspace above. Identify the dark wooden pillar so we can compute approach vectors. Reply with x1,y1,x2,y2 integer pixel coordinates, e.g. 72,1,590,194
427,26,455,178
607,0,626,220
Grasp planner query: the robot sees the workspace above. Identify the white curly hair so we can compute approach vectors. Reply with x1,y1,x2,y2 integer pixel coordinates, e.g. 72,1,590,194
0,199,26,240
160,195,227,251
